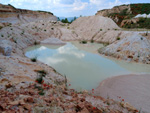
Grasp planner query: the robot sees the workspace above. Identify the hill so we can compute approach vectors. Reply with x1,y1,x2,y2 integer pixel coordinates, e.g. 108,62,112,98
0,3,57,24
96,3,150,29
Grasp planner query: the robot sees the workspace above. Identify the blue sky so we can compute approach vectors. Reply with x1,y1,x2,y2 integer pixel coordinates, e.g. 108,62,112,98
0,0,149,17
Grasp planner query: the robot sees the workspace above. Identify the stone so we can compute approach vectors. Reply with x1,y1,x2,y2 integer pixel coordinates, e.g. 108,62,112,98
24,97,34,103
0,40,12,56
23,104,32,110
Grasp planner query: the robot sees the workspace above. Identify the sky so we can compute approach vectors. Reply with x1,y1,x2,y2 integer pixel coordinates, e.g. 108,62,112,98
0,0,149,17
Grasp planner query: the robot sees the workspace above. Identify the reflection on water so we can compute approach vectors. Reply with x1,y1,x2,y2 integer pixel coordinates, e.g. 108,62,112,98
25,42,150,91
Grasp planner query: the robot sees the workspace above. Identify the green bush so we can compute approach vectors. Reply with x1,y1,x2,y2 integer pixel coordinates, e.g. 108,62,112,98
80,40,87,44
31,57,37,62
145,31,148,36
91,40,94,43
36,76,43,84
117,37,120,40
0,26,3,30
34,41,37,45
34,85,45,95
37,70,47,77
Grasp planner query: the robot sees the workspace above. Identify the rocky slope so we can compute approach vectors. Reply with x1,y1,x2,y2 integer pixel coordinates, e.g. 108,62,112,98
70,15,120,41
96,3,150,28
0,4,57,25
99,33,150,64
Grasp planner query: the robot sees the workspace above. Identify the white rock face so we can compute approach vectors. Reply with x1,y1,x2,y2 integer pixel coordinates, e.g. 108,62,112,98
99,33,150,64
0,40,12,56
41,38,66,45
134,14,150,18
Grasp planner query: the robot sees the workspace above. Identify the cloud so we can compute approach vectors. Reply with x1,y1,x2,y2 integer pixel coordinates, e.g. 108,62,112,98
1,0,129,17
57,45,85,59
89,0,129,10
73,1,88,11
38,46,46,51
108,0,129,8
90,0,104,5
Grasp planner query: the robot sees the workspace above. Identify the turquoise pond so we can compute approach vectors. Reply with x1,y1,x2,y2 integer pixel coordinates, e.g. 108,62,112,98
25,42,150,91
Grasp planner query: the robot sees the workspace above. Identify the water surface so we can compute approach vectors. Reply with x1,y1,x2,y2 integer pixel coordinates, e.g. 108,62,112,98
25,42,150,91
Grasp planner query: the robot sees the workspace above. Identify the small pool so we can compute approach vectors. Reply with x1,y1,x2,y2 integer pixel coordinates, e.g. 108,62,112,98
25,42,150,91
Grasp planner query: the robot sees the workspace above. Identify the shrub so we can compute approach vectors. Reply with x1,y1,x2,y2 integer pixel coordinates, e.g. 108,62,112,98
34,85,45,95
37,70,47,77
53,69,56,72
100,29,102,31
21,31,24,35
91,40,94,43
1,35,4,37
0,26,3,30
34,41,37,45
51,28,54,30
38,90,45,95
12,37,17,43
117,37,120,40
36,76,43,84
44,29,46,31
104,42,109,46
31,57,37,62
80,40,87,44
145,31,148,36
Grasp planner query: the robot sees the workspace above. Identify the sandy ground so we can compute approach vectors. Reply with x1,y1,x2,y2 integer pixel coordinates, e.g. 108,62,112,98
95,74,150,113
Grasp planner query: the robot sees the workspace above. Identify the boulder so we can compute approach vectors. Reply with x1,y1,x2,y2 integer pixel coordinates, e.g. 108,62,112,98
0,40,12,56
